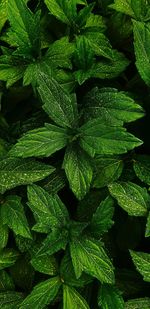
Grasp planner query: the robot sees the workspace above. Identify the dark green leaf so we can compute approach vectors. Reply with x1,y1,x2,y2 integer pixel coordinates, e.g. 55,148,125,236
1,195,31,239
19,276,61,309
0,291,24,308
133,155,150,185
0,157,54,193
125,298,150,309
130,250,150,282
63,144,93,200
0,249,19,270
31,253,58,276
98,284,124,309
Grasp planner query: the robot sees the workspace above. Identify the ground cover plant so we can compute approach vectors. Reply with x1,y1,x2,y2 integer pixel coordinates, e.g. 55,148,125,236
1,0,150,308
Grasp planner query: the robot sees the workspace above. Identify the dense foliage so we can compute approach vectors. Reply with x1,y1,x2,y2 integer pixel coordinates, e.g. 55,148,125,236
0,0,150,308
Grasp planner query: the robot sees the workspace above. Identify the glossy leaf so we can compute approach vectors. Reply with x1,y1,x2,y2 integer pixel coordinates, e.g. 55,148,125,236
98,284,124,309
130,250,150,282
63,285,90,309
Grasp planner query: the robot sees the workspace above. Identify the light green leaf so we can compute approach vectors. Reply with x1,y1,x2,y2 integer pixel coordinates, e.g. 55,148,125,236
109,0,134,17
70,237,115,284
109,181,150,216
63,144,93,200
27,184,69,230
19,276,61,309
63,285,90,309
84,13,106,31
38,74,78,128
130,250,150,282
93,155,124,188
31,253,58,276
133,20,150,86
0,249,19,270
0,0,8,32
84,87,144,125
0,270,14,291
90,196,114,237
79,118,143,155
44,0,77,24
98,284,124,309
133,155,150,185
0,157,54,194
0,291,24,308
8,0,40,54
0,222,8,249
1,195,31,239
9,124,69,158
125,298,150,309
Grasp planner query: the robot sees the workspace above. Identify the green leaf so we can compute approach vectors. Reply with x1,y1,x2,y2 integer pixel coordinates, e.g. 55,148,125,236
38,74,78,128
8,0,40,55
90,196,114,237
0,249,19,270
125,298,150,309
145,211,150,237
0,0,8,32
63,285,90,309
27,184,69,230
1,195,31,239
44,0,77,25
45,36,75,69
0,157,54,194
31,253,58,276
0,222,8,250
83,32,113,60
109,0,134,17
109,181,150,216
0,270,14,291
84,13,106,31
63,144,93,200
130,250,150,282
9,124,69,158
37,228,68,255
133,20,150,86
93,155,124,188
84,87,144,125
133,155,150,185
19,276,61,309
0,62,25,88
70,237,115,284
79,118,143,155
0,291,24,308
60,252,92,287
98,284,124,309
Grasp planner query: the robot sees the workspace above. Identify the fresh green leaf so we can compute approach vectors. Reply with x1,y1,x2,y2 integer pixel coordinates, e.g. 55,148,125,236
133,20,150,86
145,211,150,237
63,285,90,309
44,0,78,25
0,222,8,250
63,144,93,200
0,249,19,270
109,0,134,17
1,195,31,239
9,124,69,158
70,237,115,284
0,157,54,193
38,74,78,128
19,276,61,309
133,155,150,185
31,253,58,276
130,250,150,282
37,228,68,255
27,184,69,230
79,118,143,155
84,87,144,125
109,181,150,216
98,284,124,309
90,196,114,237
93,155,124,188
0,271,14,291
